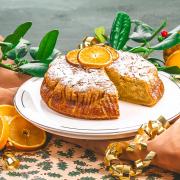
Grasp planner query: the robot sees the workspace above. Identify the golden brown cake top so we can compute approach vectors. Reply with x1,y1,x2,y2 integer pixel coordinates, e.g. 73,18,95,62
108,51,158,82
47,54,117,94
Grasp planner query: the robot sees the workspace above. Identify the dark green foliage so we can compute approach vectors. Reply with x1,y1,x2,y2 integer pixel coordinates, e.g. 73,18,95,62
110,11,131,50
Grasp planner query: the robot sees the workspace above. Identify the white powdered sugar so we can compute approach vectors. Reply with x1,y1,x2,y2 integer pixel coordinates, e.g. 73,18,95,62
108,51,157,82
47,54,117,94
47,51,158,94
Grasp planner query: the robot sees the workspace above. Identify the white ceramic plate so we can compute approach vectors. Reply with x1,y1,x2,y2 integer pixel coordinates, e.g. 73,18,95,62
14,72,180,140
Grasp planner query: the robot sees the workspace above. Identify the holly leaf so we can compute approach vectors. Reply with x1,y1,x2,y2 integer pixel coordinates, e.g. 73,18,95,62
36,30,59,62
19,63,48,77
151,32,180,50
94,26,107,43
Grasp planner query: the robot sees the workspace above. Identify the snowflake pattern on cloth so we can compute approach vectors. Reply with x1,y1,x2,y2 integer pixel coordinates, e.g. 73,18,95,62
0,135,177,180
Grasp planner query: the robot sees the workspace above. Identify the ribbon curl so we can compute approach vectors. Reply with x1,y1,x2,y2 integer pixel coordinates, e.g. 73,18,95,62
104,116,171,179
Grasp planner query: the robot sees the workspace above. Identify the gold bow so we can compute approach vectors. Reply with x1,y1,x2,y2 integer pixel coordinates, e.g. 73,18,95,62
104,116,171,179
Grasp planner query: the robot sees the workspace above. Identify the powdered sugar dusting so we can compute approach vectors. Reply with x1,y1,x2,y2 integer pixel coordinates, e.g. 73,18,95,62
47,54,117,94
108,51,157,83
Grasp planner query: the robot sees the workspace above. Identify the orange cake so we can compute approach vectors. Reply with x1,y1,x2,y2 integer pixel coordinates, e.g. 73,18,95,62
106,51,164,106
40,55,119,120
41,49,164,119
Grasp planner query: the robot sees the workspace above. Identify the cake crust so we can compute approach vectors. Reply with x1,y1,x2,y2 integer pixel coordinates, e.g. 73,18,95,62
40,55,119,120
106,51,164,106
41,51,164,120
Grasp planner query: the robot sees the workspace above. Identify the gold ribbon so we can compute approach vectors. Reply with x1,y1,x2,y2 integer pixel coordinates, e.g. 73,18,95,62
104,116,170,179
78,36,100,49
1,141,20,170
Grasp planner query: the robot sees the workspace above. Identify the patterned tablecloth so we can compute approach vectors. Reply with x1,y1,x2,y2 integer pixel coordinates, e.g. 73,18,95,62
0,134,179,180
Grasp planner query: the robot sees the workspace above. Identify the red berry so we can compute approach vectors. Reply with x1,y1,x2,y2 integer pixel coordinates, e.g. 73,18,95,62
161,30,168,38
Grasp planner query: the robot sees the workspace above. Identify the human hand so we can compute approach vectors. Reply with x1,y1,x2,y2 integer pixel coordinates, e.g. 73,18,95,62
122,119,180,173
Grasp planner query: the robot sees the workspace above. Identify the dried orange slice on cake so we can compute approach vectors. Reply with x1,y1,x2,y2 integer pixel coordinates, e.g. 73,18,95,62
78,45,112,68
66,49,80,66
8,116,46,151
105,46,119,61
0,116,9,150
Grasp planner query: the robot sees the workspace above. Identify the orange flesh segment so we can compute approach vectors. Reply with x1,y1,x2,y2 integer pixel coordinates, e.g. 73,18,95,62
0,116,9,150
8,116,46,150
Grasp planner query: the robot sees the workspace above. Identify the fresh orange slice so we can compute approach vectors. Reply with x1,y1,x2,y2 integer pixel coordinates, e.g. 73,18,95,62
105,46,119,61
0,105,19,117
78,45,112,68
8,116,46,151
165,50,180,68
66,49,80,66
0,116,9,150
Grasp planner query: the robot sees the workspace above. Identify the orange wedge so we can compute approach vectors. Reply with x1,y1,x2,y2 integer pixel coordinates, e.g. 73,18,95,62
8,116,46,151
165,50,180,68
0,105,19,117
105,46,119,61
66,49,80,66
78,45,112,68
163,44,180,62
0,116,9,150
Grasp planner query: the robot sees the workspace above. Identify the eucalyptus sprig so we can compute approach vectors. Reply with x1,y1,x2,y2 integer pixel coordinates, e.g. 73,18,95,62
0,22,60,77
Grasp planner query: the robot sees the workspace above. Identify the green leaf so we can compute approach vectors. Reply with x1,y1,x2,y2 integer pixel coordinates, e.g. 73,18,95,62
1,22,32,54
158,66,180,74
30,46,59,62
16,59,28,66
13,22,32,39
6,39,30,60
129,46,150,53
130,21,154,43
36,30,59,62
141,20,167,47
147,57,164,67
122,45,133,51
29,47,38,59
0,41,13,48
19,63,48,77
151,32,180,50
131,20,154,31
94,26,106,43
110,11,131,50
129,46,153,58
1,34,20,54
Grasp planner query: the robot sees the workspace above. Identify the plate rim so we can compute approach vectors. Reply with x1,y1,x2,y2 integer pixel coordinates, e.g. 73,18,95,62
14,72,180,138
